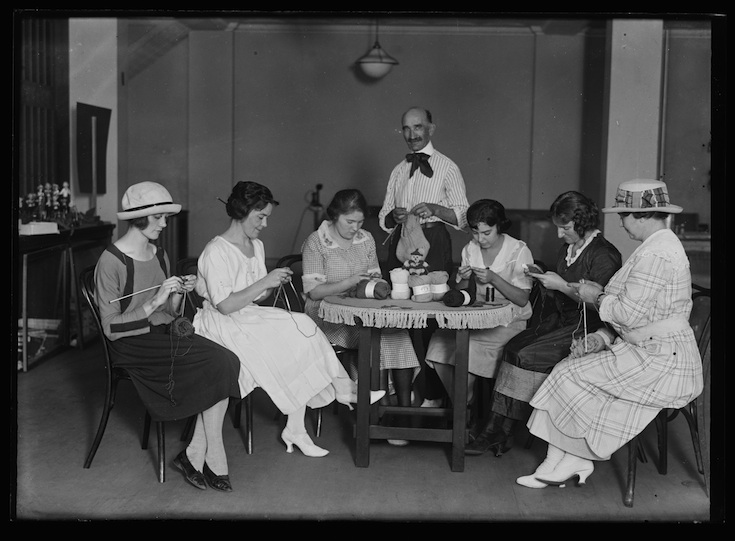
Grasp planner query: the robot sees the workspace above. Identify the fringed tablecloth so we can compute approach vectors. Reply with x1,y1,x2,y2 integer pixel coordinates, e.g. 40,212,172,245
319,295,515,330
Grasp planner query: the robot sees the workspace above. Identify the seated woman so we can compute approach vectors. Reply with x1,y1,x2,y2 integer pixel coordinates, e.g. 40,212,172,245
301,189,421,446
425,199,534,409
465,191,622,456
518,179,703,488
95,182,242,493
193,181,384,458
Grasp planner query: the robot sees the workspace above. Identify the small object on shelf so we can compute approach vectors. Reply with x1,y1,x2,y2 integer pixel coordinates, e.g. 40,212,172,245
19,221,60,235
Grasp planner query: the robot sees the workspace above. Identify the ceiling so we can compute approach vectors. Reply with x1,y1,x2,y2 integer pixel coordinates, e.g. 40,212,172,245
122,14,711,80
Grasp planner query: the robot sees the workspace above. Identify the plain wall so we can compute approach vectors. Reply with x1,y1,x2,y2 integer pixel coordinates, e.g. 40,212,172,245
71,16,709,268
124,19,607,264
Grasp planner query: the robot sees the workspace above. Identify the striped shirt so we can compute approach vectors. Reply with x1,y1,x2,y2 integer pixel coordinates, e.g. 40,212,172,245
378,141,469,232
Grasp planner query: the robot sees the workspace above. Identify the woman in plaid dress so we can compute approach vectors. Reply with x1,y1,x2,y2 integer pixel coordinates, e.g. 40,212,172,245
302,190,421,428
517,180,703,489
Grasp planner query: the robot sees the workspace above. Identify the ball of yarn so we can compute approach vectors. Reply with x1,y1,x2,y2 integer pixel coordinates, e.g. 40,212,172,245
389,268,411,300
352,278,391,300
408,274,433,302
443,289,472,307
171,316,195,337
428,270,450,301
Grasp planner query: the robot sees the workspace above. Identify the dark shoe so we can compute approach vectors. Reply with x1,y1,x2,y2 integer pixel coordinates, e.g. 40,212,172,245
174,450,207,490
465,430,510,456
202,462,233,492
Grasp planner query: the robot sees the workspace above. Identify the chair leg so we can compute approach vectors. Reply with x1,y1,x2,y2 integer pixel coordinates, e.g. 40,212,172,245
84,376,121,468
156,422,165,483
245,394,253,455
624,437,639,508
316,408,323,438
142,411,152,450
233,398,242,429
681,404,705,475
524,433,535,449
180,415,196,442
83,391,115,468
655,409,669,475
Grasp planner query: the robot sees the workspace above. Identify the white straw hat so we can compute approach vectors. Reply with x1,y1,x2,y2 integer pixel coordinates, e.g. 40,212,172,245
117,182,182,220
602,179,683,214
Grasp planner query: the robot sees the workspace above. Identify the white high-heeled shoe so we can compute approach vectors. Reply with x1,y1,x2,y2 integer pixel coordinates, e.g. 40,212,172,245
516,455,566,488
335,389,386,411
516,444,566,489
535,454,594,486
281,427,329,457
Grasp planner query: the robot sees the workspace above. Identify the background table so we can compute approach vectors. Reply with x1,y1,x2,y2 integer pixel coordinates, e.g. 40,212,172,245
320,295,515,472
18,223,115,371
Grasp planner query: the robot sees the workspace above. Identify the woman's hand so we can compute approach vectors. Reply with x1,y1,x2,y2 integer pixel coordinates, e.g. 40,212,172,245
569,332,606,358
265,267,293,289
531,271,567,291
569,280,603,303
471,266,497,285
179,274,196,293
456,265,473,281
149,276,184,310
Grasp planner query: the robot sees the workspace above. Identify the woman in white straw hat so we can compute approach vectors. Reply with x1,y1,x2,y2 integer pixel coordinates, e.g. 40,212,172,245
95,181,242,492
516,179,703,489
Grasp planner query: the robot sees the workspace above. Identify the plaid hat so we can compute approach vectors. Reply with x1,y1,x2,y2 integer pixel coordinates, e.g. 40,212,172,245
602,179,683,214
117,182,182,220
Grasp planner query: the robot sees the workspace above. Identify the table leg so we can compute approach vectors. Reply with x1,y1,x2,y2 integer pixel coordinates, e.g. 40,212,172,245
451,328,469,472
355,323,374,467
21,254,28,372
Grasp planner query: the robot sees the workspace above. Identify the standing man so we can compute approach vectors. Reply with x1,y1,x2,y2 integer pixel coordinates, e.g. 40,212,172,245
379,107,469,409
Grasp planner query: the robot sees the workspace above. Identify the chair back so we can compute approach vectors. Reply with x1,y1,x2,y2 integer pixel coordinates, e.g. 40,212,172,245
274,253,306,312
689,291,711,357
79,265,115,367
176,257,206,320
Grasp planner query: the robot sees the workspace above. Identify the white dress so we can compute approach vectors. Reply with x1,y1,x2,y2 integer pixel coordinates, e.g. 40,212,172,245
426,234,534,378
193,236,349,415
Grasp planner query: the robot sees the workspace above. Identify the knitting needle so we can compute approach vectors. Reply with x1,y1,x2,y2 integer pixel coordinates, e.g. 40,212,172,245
583,301,588,351
109,284,161,303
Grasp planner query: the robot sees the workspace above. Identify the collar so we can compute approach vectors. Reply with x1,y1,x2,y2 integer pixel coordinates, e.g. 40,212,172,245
412,141,435,157
565,229,600,266
317,220,370,249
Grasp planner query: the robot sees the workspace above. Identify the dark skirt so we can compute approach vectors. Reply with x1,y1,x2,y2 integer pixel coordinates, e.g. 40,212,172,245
492,311,602,422
108,326,241,422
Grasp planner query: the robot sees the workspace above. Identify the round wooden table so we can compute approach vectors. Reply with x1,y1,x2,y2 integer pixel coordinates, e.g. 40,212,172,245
320,295,515,472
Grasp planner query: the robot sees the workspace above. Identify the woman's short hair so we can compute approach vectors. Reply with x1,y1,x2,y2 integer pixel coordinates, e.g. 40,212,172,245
325,189,368,221
466,199,512,233
226,181,279,221
550,191,600,237
129,215,152,229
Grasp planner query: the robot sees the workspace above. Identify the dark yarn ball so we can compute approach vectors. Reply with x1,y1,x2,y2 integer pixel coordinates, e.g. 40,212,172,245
443,289,470,307
171,316,194,338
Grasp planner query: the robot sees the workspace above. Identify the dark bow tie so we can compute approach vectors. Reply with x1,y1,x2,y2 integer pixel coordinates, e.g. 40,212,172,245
406,152,434,178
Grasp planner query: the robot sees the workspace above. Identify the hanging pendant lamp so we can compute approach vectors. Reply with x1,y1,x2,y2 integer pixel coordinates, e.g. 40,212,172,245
355,21,398,79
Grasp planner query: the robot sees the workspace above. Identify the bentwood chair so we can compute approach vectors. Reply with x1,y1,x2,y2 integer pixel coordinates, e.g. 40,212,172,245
177,257,253,453
623,288,711,507
80,265,169,482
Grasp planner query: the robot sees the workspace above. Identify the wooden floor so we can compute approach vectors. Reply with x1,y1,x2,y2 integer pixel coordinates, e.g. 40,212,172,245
12,340,721,523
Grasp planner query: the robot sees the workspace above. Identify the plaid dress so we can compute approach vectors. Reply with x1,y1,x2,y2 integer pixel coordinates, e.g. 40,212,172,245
302,221,420,377
527,228,703,459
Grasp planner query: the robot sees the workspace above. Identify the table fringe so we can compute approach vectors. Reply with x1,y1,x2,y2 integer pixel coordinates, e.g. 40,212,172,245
319,302,514,330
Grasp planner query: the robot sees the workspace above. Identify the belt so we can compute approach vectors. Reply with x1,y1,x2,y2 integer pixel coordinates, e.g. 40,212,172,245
621,316,690,344
421,221,444,229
